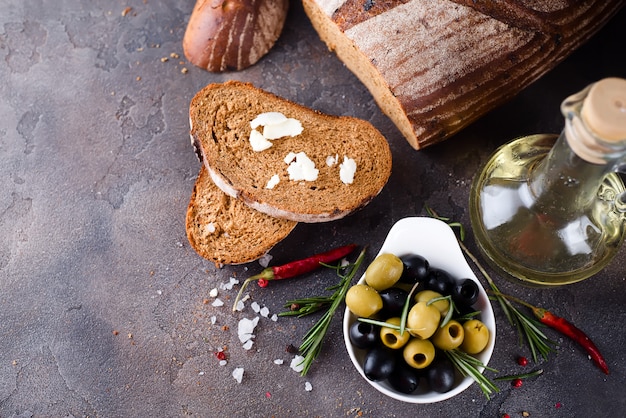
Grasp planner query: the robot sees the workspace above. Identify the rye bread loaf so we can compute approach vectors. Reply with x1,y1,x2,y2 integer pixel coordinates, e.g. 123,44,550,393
302,0,625,149
183,0,289,72
186,165,297,266
189,81,392,223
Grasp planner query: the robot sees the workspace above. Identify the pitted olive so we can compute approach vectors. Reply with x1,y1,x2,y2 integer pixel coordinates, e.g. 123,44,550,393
380,317,411,350
345,284,383,318
427,358,456,393
431,320,465,351
363,345,396,381
406,301,440,339
403,338,435,369
364,253,404,291
460,319,490,354
388,363,420,394
423,267,455,295
349,320,379,349
415,290,449,317
379,287,408,317
452,278,480,308
399,254,430,284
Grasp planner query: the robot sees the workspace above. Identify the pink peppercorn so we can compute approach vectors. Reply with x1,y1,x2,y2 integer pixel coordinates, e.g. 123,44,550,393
512,379,523,388
517,356,529,366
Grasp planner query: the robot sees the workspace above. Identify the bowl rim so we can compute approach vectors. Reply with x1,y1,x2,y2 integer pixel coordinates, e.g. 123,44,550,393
342,216,496,403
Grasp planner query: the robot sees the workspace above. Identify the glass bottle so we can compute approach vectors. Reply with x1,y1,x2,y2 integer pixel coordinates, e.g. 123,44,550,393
469,78,626,286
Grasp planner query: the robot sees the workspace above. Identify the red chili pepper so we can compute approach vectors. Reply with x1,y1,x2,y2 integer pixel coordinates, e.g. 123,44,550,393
231,244,358,311
532,307,609,375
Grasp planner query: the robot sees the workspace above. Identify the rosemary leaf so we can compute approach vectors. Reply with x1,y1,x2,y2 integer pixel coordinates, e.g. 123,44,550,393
446,350,499,399
296,248,367,376
425,207,555,363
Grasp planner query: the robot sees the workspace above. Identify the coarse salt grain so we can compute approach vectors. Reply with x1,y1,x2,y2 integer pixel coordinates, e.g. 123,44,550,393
238,317,259,343
274,359,284,365
251,302,261,313
305,382,313,392
235,300,245,312
209,288,218,297
260,306,270,318
219,360,227,366
259,254,273,268
290,355,305,373
212,298,224,307
232,367,244,383
271,314,278,322
242,340,254,350
210,316,217,324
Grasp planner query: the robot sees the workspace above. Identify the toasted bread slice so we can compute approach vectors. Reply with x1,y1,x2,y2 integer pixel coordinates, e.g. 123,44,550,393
189,81,392,223
186,165,297,266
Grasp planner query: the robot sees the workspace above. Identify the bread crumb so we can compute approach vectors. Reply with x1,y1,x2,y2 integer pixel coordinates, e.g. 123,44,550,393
121,7,133,16
181,67,188,74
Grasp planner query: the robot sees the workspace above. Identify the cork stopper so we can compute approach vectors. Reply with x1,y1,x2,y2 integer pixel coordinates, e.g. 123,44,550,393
581,77,626,142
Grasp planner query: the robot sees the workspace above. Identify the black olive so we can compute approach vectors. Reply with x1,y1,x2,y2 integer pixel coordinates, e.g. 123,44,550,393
349,321,379,349
388,364,420,394
427,358,456,393
423,268,455,295
399,254,430,284
363,346,396,381
452,279,480,308
379,287,409,317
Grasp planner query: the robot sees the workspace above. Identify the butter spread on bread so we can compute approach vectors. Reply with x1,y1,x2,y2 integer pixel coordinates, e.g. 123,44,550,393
189,81,392,223
302,0,625,149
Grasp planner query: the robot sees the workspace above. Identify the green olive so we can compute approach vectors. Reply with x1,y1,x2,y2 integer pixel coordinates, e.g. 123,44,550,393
364,253,404,291
345,284,383,318
415,290,449,317
431,320,465,351
380,317,411,350
460,319,490,354
403,338,435,369
406,301,441,339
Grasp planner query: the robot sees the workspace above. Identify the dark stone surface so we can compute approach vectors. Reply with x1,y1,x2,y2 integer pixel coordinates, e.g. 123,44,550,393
0,1,625,417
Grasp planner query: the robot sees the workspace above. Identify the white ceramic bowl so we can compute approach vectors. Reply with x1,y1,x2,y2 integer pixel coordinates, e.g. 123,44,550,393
343,217,496,403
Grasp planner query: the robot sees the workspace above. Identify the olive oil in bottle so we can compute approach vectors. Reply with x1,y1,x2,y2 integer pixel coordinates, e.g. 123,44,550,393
469,78,626,286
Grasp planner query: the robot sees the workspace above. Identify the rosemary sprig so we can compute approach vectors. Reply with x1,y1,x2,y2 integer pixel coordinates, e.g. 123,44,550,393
279,274,346,317
446,349,499,399
295,248,367,376
426,207,555,362
494,368,544,381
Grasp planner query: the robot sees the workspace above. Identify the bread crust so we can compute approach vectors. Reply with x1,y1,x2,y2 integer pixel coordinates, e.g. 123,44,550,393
183,0,289,72
189,81,392,223
186,165,297,266
303,0,625,149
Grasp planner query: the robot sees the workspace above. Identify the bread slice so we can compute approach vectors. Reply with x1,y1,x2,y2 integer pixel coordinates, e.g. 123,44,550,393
186,165,297,266
302,0,624,149
189,81,392,223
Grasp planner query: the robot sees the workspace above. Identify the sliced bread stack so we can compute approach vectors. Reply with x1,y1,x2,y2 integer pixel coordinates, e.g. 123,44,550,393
186,81,392,266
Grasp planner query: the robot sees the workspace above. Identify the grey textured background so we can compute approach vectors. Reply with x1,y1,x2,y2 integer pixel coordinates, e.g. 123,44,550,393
1,1,625,417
